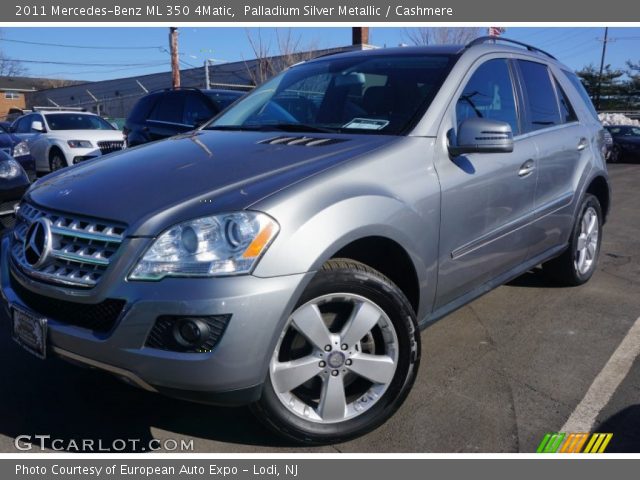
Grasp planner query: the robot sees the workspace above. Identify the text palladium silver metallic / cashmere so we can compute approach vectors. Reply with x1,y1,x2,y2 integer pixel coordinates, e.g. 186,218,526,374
1,37,610,444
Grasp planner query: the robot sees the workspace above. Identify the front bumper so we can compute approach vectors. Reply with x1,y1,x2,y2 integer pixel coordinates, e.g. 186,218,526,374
0,234,313,405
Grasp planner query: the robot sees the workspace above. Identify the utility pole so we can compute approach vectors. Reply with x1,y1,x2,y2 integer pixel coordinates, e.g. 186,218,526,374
596,26,609,111
169,27,180,88
204,59,210,90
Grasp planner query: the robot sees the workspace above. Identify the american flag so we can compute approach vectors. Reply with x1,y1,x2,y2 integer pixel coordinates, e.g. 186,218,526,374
488,27,506,37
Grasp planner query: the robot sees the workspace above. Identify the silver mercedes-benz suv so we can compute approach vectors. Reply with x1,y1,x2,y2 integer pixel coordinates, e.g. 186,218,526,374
1,38,610,444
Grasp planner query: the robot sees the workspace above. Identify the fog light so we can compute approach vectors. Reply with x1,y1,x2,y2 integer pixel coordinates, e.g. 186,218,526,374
173,318,210,348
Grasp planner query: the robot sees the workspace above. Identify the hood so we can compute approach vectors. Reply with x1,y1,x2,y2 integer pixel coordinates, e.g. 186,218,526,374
47,129,124,141
26,130,397,236
0,132,18,149
615,136,640,145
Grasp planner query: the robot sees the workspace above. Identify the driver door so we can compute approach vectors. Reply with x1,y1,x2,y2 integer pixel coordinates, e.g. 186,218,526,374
434,58,539,309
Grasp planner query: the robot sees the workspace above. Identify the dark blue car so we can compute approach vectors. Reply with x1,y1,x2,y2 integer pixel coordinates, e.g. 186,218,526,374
0,123,35,181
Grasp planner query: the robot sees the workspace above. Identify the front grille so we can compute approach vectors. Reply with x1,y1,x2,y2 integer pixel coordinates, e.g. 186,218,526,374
0,201,18,229
97,141,125,155
11,202,127,288
146,315,231,353
10,273,126,333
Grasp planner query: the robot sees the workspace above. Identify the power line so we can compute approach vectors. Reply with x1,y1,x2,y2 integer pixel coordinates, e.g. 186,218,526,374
9,58,167,67
0,37,164,51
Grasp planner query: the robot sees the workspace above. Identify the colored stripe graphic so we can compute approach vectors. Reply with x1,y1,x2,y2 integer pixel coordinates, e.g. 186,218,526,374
536,433,613,453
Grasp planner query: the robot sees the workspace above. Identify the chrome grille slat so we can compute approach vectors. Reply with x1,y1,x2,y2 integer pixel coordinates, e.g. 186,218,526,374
97,140,124,155
10,203,126,288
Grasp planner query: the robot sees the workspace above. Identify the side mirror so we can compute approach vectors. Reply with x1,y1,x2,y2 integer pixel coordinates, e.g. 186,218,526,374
448,118,514,156
31,121,45,133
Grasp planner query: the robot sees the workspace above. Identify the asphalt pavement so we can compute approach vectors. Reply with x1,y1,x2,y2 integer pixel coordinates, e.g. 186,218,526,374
0,162,638,453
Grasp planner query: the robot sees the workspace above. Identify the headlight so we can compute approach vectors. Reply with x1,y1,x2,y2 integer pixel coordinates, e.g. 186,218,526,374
67,140,93,148
12,141,29,157
129,212,279,281
0,159,24,179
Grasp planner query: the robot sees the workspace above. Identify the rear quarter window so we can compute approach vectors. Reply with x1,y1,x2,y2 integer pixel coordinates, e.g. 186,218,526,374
562,70,599,122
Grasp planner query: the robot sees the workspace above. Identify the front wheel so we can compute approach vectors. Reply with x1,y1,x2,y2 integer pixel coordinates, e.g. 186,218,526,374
543,194,603,286
251,259,420,444
49,150,67,172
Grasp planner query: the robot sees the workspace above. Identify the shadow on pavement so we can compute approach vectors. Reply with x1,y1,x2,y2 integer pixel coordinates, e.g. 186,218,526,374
597,405,640,453
0,327,297,452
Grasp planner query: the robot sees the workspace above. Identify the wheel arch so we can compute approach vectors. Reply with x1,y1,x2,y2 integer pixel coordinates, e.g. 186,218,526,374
586,175,611,224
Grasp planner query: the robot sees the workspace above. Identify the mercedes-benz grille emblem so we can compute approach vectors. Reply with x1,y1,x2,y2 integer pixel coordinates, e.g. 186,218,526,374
23,218,53,269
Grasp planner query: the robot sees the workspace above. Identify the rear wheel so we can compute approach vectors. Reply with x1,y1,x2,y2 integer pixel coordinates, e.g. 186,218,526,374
544,194,603,286
251,259,420,444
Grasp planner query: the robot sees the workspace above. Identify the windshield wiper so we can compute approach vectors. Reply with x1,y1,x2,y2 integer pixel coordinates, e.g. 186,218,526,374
206,123,337,133
269,123,337,134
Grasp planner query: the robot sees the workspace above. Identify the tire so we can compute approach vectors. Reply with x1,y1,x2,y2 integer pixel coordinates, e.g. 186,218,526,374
49,149,67,172
251,258,420,444
543,194,603,286
609,145,621,164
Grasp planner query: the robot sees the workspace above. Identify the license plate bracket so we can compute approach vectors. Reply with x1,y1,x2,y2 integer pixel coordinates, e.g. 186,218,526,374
12,306,47,359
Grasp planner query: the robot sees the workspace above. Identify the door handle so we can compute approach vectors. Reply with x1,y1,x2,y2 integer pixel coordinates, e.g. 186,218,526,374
577,137,588,151
518,159,536,177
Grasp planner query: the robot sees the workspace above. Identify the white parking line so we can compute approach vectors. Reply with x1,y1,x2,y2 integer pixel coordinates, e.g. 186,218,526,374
562,315,640,433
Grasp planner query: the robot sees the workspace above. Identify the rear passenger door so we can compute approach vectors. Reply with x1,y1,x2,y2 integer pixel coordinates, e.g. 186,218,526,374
146,91,189,141
515,60,587,258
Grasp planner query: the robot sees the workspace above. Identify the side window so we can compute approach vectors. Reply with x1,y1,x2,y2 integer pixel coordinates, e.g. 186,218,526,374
517,60,561,132
149,93,185,124
456,59,519,135
183,93,214,126
554,79,577,124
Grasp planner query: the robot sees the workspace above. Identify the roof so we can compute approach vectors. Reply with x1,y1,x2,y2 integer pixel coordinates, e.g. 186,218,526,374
0,76,86,92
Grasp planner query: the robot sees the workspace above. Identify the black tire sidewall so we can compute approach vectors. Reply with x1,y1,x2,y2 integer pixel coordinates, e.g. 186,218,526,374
256,265,420,444
50,151,66,171
569,194,603,284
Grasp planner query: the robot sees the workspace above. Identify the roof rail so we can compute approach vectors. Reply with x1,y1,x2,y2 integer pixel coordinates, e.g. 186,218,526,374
465,36,557,60
32,106,86,112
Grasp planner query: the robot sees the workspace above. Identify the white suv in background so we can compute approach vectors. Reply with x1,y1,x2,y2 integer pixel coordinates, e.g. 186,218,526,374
11,109,125,174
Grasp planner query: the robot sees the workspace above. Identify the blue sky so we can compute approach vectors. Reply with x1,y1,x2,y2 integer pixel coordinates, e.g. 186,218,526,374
1,27,639,81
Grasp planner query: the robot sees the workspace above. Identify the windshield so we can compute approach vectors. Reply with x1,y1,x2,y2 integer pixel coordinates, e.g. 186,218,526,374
45,113,116,131
610,126,640,137
204,91,243,109
207,53,455,135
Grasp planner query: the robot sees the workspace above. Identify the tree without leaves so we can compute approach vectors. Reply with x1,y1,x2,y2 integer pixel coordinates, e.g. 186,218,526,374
244,28,319,86
0,30,27,77
403,27,482,46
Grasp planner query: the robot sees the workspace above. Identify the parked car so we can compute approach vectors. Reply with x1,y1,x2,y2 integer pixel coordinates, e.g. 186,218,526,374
604,125,640,162
123,87,244,147
0,150,30,230
10,109,125,174
0,123,35,181
2,38,610,444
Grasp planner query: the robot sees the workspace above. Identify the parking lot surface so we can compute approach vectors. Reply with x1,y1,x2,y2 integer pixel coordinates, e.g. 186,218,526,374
0,163,638,453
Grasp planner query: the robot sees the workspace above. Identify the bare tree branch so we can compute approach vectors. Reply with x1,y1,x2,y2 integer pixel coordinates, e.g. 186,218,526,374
403,27,482,46
0,29,27,77
244,28,319,86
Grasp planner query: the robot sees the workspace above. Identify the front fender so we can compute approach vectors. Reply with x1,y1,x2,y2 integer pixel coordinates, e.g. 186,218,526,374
253,194,438,321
